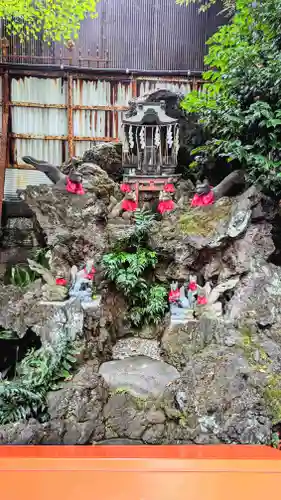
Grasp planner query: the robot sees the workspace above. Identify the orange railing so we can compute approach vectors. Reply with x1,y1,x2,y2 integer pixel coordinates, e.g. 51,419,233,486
0,445,280,500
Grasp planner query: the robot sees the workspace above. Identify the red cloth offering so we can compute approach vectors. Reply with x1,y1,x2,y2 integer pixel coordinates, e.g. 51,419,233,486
197,295,208,305
120,183,131,193
56,278,67,286
169,289,180,303
157,199,175,214
188,281,197,292
83,266,96,280
66,177,85,195
164,183,175,193
191,190,215,207
122,199,137,212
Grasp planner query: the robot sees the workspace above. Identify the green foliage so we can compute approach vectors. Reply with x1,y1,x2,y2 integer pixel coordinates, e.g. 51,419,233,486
271,432,280,449
103,248,167,325
0,333,79,424
102,210,167,327
9,265,34,288
181,0,281,195
9,248,50,288
129,284,167,327
102,248,157,296
176,0,235,16
0,329,19,340
0,0,99,43
129,209,156,246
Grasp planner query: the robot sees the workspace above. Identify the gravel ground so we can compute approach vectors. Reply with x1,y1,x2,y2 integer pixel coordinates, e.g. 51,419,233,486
112,337,161,361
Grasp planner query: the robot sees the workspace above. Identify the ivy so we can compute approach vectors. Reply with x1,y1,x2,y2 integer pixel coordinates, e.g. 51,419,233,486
0,0,99,43
182,0,281,196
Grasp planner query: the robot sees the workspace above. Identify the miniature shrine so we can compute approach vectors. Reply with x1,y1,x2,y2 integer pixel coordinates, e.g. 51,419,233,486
121,100,181,210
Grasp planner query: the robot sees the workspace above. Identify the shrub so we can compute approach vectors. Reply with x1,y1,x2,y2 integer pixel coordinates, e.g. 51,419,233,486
182,0,281,196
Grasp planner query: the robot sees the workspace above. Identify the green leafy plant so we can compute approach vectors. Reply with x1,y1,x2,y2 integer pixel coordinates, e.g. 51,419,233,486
10,265,34,288
130,209,156,245
271,432,281,449
9,247,50,288
0,0,99,43
116,209,156,247
102,209,167,327
0,329,19,340
129,284,167,327
181,0,281,196
0,333,79,424
102,248,157,296
176,0,235,16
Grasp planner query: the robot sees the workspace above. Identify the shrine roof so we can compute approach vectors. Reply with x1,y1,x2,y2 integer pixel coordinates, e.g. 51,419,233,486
123,101,178,126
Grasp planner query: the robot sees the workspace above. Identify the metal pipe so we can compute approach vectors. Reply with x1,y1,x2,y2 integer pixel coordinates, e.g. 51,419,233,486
0,62,203,77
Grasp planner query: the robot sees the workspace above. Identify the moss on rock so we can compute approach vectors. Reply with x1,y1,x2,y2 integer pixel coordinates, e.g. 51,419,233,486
239,325,270,372
178,201,232,237
263,375,281,424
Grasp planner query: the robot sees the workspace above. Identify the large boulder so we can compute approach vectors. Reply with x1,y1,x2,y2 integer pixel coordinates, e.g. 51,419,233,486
161,317,223,371
99,355,180,397
21,185,110,276
0,363,109,445
163,337,277,444
0,282,84,343
150,187,271,283
226,262,281,329
81,143,123,182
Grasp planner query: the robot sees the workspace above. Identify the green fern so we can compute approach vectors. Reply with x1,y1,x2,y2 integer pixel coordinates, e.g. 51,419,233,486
102,248,157,296
103,209,166,328
0,332,79,424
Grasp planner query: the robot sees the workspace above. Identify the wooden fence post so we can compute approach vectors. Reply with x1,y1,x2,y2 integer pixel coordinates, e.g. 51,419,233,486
67,73,74,158
0,70,9,221
131,75,137,98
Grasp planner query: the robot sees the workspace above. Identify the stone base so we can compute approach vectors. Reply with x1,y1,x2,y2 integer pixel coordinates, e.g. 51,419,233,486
38,297,84,345
170,308,195,326
81,296,101,312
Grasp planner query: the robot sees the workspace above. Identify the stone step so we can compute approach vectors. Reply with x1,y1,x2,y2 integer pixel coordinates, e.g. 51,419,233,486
99,355,180,397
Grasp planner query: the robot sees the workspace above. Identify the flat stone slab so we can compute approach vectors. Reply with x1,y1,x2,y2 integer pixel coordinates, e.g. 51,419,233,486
99,355,180,397
81,296,101,312
112,338,161,361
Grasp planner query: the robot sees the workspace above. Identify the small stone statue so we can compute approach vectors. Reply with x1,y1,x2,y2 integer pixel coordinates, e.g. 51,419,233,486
169,280,194,324
191,179,215,207
27,259,68,302
22,156,85,195
186,275,198,307
190,171,245,207
69,260,96,302
195,277,239,317
108,190,138,219
157,190,176,215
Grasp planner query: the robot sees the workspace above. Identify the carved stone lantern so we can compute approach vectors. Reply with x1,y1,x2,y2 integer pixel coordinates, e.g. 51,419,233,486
121,100,181,206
